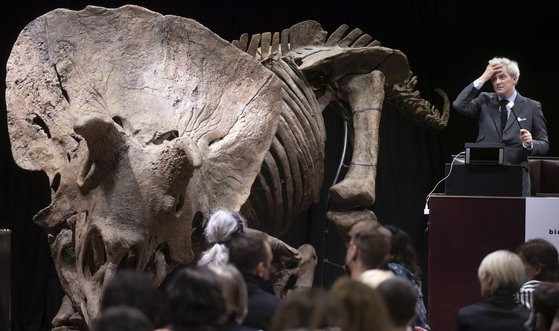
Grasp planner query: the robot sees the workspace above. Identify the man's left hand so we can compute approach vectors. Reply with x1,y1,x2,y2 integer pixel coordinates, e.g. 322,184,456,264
520,129,533,149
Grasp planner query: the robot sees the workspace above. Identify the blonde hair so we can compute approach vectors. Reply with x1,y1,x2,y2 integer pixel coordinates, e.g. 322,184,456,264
478,250,525,296
360,269,395,289
330,277,392,331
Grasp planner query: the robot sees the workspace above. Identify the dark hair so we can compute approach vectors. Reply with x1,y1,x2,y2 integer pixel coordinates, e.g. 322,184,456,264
533,283,559,330
518,238,559,281
228,231,269,275
348,221,391,270
100,270,162,326
385,224,422,278
377,277,418,327
165,266,226,330
92,306,153,331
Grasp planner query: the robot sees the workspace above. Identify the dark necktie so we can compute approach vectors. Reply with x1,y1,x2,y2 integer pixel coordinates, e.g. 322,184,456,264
500,99,508,131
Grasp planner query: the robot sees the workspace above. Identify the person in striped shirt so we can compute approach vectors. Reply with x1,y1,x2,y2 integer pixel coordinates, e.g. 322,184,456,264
516,238,559,309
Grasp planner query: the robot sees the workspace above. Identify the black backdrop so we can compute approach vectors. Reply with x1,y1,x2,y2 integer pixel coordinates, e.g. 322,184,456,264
1,1,556,330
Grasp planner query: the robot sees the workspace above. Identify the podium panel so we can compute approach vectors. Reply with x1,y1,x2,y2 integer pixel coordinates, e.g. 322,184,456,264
428,195,525,331
444,163,523,196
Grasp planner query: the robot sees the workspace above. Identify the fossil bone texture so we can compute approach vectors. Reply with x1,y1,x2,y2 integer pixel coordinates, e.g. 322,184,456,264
5,5,448,329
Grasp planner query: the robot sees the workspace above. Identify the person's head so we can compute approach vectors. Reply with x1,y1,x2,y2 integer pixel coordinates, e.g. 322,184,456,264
518,238,559,282
385,224,421,277
92,306,153,331
551,307,559,331
228,231,272,280
488,57,520,98
477,250,525,297
198,208,245,267
532,282,559,331
329,277,392,331
99,270,162,327
270,288,346,331
165,266,226,330
208,264,248,324
345,221,391,279
377,278,418,329
360,269,395,289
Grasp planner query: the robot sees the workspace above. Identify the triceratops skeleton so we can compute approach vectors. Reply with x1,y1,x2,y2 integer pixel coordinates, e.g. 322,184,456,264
5,5,448,329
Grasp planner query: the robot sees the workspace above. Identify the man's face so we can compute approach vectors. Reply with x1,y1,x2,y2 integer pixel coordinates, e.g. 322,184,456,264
344,238,357,275
491,67,517,98
520,254,540,280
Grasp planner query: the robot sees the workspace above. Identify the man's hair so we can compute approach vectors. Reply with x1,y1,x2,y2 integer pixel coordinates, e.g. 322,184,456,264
228,231,269,275
533,283,559,330
518,238,559,281
348,221,391,270
377,278,418,328
489,57,520,83
198,208,246,267
100,270,161,326
478,250,525,295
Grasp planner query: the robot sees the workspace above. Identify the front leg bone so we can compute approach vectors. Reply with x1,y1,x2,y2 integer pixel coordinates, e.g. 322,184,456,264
330,70,385,208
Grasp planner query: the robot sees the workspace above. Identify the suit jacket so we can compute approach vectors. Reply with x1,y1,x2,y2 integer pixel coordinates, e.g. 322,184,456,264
242,274,280,331
457,293,530,331
453,83,549,194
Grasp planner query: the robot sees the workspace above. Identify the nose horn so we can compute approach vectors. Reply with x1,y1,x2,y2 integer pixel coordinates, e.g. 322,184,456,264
157,136,202,186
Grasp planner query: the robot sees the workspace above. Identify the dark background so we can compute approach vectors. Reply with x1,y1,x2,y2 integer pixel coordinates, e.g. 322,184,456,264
1,1,556,330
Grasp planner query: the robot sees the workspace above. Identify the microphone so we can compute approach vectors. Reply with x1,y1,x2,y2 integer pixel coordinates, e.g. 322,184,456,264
507,101,523,130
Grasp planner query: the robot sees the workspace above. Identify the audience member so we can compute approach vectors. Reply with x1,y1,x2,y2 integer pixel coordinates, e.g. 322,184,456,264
531,282,559,331
229,231,279,330
92,306,153,331
457,250,529,331
329,276,392,331
198,208,246,267
209,264,258,331
385,225,429,329
164,266,227,331
270,288,346,331
360,269,395,288
344,221,391,279
377,277,419,331
99,270,163,328
516,238,559,309
551,307,559,331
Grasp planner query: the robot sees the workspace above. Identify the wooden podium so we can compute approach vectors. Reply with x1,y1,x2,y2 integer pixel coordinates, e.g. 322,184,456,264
427,195,525,331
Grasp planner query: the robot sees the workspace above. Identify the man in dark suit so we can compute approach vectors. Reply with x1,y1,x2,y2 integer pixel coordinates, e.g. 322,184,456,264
228,231,280,331
453,57,549,196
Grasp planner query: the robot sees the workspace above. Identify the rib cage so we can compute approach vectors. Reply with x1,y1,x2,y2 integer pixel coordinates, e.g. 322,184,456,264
236,20,449,235
240,59,326,235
